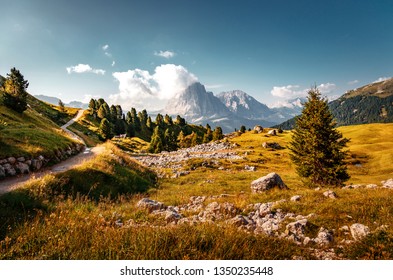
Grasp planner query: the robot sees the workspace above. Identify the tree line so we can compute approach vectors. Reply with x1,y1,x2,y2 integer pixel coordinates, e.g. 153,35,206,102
87,98,224,153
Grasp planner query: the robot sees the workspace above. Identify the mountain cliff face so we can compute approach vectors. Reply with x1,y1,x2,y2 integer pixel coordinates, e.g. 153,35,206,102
163,83,275,132
217,90,272,119
164,82,230,119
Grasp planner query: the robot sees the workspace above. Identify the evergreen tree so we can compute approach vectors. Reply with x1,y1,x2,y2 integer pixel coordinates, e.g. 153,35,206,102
163,128,178,151
177,130,186,148
146,116,153,130
58,99,65,112
110,105,117,121
155,113,164,128
240,125,246,133
149,126,163,153
115,105,123,120
99,118,113,140
2,67,29,113
97,103,110,120
203,126,213,143
212,126,224,141
174,115,186,126
190,132,199,147
289,88,349,187
88,98,96,112
126,122,135,137
130,108,141,131
164,114,173,125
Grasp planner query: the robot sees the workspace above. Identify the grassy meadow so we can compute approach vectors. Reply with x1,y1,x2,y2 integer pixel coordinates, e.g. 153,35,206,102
1,124,393,259
0,103,78,158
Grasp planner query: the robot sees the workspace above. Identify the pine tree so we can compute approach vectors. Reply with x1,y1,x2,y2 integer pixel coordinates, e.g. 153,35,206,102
149,126,163,153
240,125,246,133
2,67,29,113
99,118,113,140
88,98,96,113
212,126,224,141
58,99,65,112
289,88,349,187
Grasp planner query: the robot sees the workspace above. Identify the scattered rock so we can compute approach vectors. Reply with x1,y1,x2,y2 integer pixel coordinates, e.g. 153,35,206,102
228,215,250,227
15,162,29,174
251,172,288,193
350,223,370,241
382,179,393,189
30,159,43,171
253,125,264,133
164,209,183,224
7,157,16,164
262,142,282,149
3,163,16,176
0,165,5,178
136,198,166,213
285,219,308,238
366,184,378,189
314,227,334,245
291,195,301,202
267,129,277,136
17,157,25,162
244,165,256,171
323,190,338,199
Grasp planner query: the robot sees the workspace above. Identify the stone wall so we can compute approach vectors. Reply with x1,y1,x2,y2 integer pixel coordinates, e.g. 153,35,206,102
0,143,84,179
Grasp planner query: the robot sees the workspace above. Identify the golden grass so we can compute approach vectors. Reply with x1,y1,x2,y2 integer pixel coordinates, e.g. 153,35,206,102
1,124,393,259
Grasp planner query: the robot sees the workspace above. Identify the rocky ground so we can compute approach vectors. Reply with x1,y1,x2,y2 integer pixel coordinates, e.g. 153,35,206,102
133,141,244,178
129,141,393,260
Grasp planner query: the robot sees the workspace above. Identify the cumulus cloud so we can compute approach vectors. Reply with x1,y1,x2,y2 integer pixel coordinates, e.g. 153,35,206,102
271,85,306,98
373,76,391,83
154,50,176,59
271,83,336,99
109,64,198,110
318,83,336,94
102,44,109,51
66,64,105,75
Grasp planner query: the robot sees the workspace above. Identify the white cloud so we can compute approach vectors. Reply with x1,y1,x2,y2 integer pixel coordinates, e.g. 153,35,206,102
271,83,336,99
373,76,391,83
109,64,198,110
318,83,336,94
102,44,109,51
271,85,306,98
66,64,105,75
348,79,359,85
111,61,116,67
154,50,176,59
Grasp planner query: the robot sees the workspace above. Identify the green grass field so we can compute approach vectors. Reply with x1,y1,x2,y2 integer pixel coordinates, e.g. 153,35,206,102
0,104,77,158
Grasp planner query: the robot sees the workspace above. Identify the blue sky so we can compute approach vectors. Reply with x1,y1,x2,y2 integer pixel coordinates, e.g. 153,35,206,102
1,0,393,110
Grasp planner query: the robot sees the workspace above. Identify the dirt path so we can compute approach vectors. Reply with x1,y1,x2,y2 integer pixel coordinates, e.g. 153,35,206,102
0,110,104,195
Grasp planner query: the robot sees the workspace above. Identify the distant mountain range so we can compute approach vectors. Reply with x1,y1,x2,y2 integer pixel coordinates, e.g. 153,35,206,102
161,82,302,132
277,78,393,129
34,95,89,109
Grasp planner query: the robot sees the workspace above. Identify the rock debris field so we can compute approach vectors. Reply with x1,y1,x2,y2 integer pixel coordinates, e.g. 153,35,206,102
129,141,393,260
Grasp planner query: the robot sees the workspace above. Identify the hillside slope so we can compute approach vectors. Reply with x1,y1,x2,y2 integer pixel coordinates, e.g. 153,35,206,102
0,92,80,161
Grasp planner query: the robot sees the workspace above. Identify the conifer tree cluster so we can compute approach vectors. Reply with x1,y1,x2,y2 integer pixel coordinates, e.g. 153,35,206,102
88,98,223,152
289,88,349,187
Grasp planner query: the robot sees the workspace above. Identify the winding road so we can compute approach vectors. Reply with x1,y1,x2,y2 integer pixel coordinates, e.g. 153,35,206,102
0,110,103,195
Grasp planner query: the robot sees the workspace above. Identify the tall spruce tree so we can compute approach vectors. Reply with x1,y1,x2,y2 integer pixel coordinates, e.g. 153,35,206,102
289,88,349,187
